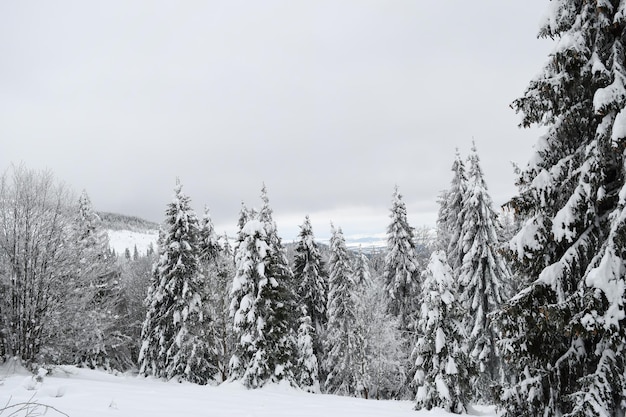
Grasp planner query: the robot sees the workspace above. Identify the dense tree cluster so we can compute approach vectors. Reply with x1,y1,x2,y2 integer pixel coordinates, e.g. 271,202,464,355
0,165,510,410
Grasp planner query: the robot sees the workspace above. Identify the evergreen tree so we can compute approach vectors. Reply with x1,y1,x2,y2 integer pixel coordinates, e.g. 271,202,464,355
494,3,626,415
438,150,468,272
383,186,420,329
457,144,510,400
229,186,298,388
353,246,372,287
324,225,360,396
414,251,470,414
351,248,375,399
198,206,233,382
199,206,221,262
293,215,328,333
296,306,320,393
138,182,215,384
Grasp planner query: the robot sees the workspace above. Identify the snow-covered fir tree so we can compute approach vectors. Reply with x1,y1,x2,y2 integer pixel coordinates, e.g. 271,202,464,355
199,206,221,262
296,306,320,393
293,215,327,346
351,247,372,399
138,181,215,384
438,150,468,272
353,246,372,287
493,3,626,415
198,206,234,382
229,186,299,388
324,225,360,396
457,144,510,400
414,250,470,414
383,186,420,329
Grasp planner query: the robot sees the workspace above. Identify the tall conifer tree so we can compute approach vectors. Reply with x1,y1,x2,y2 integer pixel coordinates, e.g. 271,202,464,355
414,250,470,413
293,215,328,333
229,186,298,388
198,206,233,382
494,3,626,415
457,144,510,399
139,182,215,384
324,225,359,395
438,151,468,272
383,186,420,329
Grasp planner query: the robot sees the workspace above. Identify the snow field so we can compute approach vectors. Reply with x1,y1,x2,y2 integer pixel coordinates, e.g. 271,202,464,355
1,366,496,417
107,229,159,256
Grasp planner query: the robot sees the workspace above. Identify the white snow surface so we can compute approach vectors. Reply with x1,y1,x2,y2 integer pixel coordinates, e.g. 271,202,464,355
1,365,496,417
107,229,159,256
612,107,626,143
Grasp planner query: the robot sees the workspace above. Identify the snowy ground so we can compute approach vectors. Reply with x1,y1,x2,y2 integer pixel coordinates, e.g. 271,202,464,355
1,365,496,417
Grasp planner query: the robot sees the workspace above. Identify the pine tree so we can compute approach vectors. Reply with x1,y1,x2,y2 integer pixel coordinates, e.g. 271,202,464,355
383,186,420,329
199,206,221,262
229,186,298,388
198,206,233,382
296,306,320,393
438,150,468,272
293,215,328,333
493,3,626,415
457,144,510,400
414,250,470,414
353,246,372,287
138,181,215,384
324,225,360,396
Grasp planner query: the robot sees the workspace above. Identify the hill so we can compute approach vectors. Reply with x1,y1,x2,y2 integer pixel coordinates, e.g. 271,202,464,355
97,211,160,232
98,212,160,257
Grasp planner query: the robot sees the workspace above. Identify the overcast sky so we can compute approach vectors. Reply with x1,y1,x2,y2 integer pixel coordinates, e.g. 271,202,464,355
0,1,553,240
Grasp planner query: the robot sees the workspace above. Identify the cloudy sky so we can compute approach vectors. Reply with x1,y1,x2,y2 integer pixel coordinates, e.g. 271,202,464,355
0,1,553,240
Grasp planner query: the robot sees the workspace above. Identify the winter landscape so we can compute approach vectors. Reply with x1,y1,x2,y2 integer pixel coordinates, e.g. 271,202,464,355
3,1,626,417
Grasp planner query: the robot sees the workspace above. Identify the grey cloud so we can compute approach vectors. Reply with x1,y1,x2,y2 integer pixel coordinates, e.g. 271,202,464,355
0,1,551,238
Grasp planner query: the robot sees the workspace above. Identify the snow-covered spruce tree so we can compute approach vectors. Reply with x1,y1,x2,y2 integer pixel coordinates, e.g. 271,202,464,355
414,250,470,414
351,247,372,399
229,186,298,388
438,150,468,272
353,246,372,287
198,207,234,382
138,182,215,384
383,186,420,330
457,144,511,401
493,3,626,415
199,206,221,263
324,224,360,396
296,305,320,393
293,215,327,344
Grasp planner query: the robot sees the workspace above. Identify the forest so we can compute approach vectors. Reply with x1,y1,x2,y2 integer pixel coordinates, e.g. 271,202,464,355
3,2,626,416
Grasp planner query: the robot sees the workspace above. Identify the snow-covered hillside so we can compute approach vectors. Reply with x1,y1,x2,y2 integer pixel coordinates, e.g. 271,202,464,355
106,229,159,257
1,365,496,417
